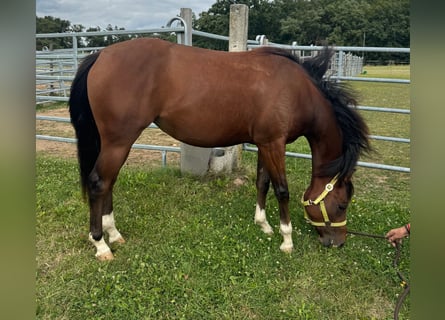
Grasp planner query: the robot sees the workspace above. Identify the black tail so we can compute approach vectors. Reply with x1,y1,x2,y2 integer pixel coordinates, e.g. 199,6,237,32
69,52,101,199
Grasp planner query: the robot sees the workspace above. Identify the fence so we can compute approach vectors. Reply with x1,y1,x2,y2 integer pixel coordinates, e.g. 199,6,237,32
36,10,410,173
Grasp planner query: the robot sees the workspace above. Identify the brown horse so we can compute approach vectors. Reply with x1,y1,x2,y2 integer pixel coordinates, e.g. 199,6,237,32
69,38,370,260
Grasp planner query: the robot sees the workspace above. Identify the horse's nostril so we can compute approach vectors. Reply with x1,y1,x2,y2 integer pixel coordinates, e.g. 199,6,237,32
319,237,332,247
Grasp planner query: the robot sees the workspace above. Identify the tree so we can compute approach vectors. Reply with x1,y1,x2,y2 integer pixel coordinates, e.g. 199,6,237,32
84,25,131,48
280,0,330,45
194,0,409,59
36,16,132,50
36,0,409,63
193,0,284,50
36,16,72,50
193,0,232,50
323,0,370,46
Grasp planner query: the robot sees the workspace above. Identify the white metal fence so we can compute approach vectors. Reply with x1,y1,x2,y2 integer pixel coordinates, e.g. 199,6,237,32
36,14,410,172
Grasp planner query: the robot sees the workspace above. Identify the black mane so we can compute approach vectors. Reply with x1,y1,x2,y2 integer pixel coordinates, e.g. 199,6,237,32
254,46,371,179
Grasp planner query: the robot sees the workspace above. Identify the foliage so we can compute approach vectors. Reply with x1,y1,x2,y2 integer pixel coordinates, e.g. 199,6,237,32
36,16,72,50
36,0,409,61
82,25,129,48
193,0,409,62
36,17,176,51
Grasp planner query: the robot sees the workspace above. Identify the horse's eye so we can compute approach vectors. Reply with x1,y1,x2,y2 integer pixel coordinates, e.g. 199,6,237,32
338,204,347,211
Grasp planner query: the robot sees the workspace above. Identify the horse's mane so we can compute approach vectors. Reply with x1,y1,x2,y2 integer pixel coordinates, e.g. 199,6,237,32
254,46,371,179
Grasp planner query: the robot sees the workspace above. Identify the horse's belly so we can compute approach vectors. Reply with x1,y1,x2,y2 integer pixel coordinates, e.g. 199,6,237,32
154,117,250,148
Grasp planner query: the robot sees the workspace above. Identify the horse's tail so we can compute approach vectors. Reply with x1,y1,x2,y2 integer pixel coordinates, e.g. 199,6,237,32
69,52,101,199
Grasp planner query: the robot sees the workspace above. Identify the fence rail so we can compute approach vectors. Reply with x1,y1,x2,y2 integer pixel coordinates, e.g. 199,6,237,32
36,15,410,173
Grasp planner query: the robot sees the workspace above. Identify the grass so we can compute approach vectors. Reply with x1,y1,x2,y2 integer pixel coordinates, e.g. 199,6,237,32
352,65,410,170
36,65,410,319
36,101,67,112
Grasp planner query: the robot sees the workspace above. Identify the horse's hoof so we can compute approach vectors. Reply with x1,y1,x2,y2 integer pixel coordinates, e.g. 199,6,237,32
96,251,114,261
280,243,294,253
256,223,274,235
255,220,274,235
111,236,126,244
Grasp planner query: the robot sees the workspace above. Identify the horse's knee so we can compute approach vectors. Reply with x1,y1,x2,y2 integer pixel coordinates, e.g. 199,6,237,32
274,185,289,201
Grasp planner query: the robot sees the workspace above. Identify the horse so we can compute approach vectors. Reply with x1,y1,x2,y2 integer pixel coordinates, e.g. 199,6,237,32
69,38,370,260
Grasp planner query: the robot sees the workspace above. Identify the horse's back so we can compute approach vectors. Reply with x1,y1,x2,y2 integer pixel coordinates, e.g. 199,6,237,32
86,38,319,147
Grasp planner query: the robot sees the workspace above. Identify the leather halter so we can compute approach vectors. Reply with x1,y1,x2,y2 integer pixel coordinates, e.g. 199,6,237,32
301,174,347,227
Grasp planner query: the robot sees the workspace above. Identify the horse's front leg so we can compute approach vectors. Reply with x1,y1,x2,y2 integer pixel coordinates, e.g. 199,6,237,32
257,143,294,253
274,183,293,253
254,154,274,235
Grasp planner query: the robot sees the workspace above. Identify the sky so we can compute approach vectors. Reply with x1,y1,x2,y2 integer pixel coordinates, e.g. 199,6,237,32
36,0,217,30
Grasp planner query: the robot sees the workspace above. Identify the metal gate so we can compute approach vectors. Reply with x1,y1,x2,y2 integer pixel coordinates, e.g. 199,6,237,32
36,17,410,173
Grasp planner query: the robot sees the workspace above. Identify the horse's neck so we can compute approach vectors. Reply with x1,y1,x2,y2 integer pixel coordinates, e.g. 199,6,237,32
306,113,343,177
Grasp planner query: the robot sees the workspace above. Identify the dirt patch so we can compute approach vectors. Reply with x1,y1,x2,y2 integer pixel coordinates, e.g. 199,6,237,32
36,108,181,167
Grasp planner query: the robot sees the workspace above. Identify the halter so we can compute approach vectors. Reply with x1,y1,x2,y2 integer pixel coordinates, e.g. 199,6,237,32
301,173,347,227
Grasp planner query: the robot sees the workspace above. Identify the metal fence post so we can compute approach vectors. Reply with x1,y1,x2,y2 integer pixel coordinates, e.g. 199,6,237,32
72,35,78,70
338,50,344,78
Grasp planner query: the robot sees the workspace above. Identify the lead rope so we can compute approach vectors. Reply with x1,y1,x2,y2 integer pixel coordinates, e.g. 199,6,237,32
347,230,410,320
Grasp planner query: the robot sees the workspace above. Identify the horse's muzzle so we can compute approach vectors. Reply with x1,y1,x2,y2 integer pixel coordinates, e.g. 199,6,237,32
319,236,345,248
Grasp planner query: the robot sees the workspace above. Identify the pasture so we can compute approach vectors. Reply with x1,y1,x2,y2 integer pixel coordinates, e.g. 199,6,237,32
36,65,410,319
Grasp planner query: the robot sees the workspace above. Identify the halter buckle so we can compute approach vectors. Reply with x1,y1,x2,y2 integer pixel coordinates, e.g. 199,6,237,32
301,173,346,228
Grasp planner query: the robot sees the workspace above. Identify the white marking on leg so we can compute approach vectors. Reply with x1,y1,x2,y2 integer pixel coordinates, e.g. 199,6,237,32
88,233,113,260
279,221,294,253
254,203,274,235
102,212,125,244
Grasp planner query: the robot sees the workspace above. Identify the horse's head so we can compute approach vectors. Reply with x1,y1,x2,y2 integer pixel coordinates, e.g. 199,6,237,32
302,174,354,247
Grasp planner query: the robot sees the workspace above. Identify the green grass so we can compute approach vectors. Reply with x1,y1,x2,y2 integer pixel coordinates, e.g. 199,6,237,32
353,65,410,169
36,101,67,112
36,65,410,319
36,156,409,320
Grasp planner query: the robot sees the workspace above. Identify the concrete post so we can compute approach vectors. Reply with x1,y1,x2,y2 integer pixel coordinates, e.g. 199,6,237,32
228,4,249,52
179,5,249,175
208,4,249,173
179,8,214,175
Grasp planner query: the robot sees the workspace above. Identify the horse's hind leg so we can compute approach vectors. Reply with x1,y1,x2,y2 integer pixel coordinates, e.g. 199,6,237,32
88,143,132,260
254,153,274,235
